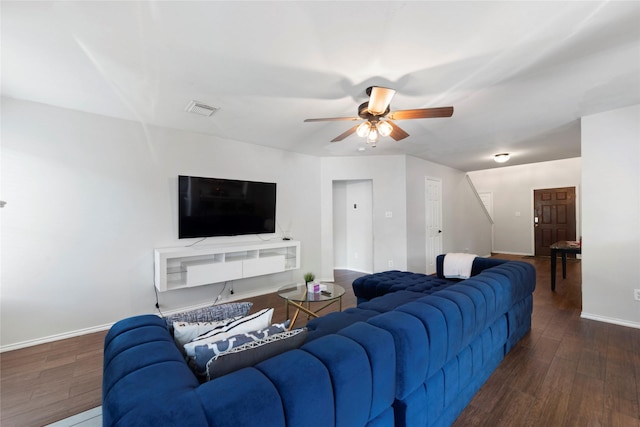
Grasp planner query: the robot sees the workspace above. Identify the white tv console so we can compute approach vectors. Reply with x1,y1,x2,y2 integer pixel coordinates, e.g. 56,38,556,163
154,240,300,292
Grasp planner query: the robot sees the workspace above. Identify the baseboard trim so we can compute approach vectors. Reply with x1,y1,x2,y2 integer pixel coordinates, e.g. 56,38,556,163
580,312,640,330
333,266,372,274
492,251,534,256
0,323,115,353
45,406,102,426
345,268,373,274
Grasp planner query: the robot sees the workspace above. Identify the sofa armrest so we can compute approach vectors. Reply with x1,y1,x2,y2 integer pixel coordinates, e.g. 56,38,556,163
435,254,507,279
102,315,202,426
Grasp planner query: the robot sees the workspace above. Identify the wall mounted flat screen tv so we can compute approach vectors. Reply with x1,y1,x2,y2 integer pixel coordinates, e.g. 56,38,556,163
179,175,276,238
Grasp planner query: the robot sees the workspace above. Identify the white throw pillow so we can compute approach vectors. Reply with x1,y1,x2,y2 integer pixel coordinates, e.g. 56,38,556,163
173,316,241,347
183,308,274,357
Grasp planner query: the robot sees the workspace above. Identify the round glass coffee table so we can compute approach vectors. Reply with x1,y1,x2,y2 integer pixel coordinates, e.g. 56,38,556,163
277,283,346,330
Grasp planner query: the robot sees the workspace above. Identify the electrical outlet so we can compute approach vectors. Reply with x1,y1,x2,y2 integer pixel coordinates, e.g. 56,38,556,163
388,260,394,268
634,289,640,301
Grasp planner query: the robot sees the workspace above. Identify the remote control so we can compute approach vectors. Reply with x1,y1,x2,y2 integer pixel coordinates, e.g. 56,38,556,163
321,290,332,296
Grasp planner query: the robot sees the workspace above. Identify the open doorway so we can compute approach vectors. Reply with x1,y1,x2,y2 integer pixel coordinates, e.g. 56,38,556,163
534,187,577,256
333,180,374,273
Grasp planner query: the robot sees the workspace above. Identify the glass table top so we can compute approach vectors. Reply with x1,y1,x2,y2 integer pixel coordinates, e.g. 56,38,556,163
277,283,345,303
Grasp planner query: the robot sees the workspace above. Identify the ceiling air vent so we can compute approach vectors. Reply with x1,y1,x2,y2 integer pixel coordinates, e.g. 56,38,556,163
185,100,219,117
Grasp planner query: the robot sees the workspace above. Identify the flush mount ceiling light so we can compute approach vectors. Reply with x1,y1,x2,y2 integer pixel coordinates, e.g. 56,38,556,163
494,153,510,163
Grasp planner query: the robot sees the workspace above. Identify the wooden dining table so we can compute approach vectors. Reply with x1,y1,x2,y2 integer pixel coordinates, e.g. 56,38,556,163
550,240,581,291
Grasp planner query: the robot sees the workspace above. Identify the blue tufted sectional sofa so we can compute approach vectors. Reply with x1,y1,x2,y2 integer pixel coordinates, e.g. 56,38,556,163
102,255,535,426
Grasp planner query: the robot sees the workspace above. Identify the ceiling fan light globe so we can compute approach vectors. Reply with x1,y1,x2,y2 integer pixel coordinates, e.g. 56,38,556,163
377,121,393,137
367,128,378,143
356,122,371,137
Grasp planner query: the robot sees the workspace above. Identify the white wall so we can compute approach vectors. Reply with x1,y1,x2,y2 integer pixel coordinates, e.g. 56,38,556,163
320,156,408,281
467,158,582,255
1,97,322,349
581,104,640,328
405,156,492,273
321,155,492,279
0,99,494,349
7,96,626,350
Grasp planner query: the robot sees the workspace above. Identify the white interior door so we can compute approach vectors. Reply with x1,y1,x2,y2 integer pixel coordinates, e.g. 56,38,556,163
425,177,443,274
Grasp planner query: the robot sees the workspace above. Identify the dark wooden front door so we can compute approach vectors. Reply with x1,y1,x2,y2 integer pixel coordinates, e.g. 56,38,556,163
534,187,576,256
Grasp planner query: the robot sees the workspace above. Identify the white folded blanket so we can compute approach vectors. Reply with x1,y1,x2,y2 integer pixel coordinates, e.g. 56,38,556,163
443,253,477,279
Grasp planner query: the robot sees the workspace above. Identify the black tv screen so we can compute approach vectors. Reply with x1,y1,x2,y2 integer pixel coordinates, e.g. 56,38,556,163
178,175,276,238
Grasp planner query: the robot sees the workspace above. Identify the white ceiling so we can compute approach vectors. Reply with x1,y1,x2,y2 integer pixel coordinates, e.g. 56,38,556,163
3,1,640,171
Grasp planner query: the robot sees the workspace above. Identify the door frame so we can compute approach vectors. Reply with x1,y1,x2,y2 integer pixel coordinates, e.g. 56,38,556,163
529,185,581,256
332,179,374,274
425,176,443,275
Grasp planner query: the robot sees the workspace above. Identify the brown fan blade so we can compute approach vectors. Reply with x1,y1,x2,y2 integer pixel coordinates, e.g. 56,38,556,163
387,106,454,120
388,121,410,141
367,87,396,116
331,124,359,142
304,117,360,122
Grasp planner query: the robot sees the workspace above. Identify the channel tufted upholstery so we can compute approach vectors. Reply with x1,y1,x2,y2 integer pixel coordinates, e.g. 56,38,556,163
102,255,535,426
352,270,453,304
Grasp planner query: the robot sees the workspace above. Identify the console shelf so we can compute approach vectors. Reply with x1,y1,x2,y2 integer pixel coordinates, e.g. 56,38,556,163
154,240,300,291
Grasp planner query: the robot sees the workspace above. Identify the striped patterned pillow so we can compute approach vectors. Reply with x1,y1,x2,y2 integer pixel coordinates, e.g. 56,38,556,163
165,302,253,331
183,308,273,357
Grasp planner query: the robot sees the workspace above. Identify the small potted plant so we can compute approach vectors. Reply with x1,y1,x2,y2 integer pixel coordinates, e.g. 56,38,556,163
303,272,315,284
304,272,319,293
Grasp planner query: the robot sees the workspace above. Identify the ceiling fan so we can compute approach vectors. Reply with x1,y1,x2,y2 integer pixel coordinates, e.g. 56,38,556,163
304,86,453,147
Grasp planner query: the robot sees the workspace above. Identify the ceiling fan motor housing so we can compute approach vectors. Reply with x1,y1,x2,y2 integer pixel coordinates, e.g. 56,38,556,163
358,102,389,121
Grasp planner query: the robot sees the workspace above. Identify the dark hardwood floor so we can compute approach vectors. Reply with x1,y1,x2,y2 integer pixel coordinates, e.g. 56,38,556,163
453,255,640,427
1,256,638,426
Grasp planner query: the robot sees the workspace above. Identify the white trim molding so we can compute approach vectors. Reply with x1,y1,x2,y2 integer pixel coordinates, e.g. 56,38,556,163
581,312,640,330
491,251,533,257
0,323,114,353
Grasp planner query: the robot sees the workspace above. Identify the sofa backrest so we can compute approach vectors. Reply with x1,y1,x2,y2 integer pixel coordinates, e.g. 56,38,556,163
373,260,534,396
103,316,398,427
195,321,398,427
